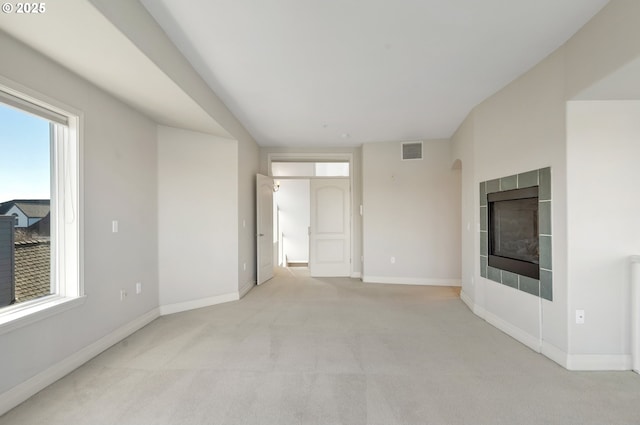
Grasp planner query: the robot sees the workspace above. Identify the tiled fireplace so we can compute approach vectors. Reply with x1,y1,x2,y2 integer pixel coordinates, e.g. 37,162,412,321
479,167,553,301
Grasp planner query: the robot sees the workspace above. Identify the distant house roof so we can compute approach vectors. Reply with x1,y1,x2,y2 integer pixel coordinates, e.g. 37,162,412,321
0,200,50,218
26,212,50,236
14,240,51,303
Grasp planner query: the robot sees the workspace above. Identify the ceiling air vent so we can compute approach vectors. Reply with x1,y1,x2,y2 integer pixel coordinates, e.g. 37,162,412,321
401,141,423,160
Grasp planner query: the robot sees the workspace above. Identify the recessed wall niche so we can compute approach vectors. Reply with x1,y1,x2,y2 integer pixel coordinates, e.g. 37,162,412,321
479,167,552,301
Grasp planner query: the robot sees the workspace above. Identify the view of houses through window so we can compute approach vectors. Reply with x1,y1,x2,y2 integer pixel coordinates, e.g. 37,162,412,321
0,102,52,307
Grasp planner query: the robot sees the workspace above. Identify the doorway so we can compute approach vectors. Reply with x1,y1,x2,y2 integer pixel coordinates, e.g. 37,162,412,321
274,179,310,267
274,178,351,277
267,154,353,278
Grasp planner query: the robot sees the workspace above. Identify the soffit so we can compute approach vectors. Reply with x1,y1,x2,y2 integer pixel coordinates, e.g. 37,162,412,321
0,0,230,137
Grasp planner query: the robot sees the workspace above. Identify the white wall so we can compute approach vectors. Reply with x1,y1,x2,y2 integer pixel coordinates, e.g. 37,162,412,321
566,101,640,363
275,180,310,263
158,126,239,311
451,0,640,369
237,134,259,295
450,117,476,303
475,49,567,354
0,1,260,413
91,0,261,297
0,31,159,395
362,140,461,285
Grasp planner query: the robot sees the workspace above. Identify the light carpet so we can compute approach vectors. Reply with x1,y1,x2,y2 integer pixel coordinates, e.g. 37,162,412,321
2,267,639,424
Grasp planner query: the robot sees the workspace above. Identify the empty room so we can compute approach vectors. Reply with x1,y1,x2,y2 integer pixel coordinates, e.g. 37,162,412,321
1,1,640,424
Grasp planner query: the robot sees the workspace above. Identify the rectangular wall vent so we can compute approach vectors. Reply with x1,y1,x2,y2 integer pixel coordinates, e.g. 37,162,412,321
401,141,423,160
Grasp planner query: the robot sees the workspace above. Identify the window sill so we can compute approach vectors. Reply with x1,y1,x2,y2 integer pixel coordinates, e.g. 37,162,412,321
0,295,86,336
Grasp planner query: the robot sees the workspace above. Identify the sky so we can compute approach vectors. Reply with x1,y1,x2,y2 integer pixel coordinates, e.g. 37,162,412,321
0,103,51,204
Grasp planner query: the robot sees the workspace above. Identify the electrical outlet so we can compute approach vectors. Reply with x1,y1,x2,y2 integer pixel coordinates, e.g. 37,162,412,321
576,309,585,324
112,220,119,233
390,256,396,264
120,289,128,301
135,282,142,294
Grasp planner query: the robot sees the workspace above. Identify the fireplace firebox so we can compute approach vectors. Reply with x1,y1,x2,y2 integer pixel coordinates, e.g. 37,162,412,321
487,186,539,279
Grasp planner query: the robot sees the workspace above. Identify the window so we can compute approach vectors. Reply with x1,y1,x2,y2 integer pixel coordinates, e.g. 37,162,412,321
271,161,349,177
0,82,82,332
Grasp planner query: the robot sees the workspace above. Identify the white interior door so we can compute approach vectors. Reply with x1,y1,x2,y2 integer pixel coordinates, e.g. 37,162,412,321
309,178,351,277
256,174,274,284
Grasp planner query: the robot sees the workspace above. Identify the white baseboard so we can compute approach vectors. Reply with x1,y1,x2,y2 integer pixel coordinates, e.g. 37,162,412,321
239,281,255,299
483,309,542,353
566,354,632,371
459,290,487,319
350,272,362,279
0,308,160,417
459,290,473,309
159,292,239,316
363,276,461,286
463,298,634,372
541,341,568,369
536,341,631,371
286,260,307,265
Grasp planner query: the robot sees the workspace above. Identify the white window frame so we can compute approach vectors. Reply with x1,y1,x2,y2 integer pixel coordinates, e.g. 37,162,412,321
269,153,352,177
0,78,84,335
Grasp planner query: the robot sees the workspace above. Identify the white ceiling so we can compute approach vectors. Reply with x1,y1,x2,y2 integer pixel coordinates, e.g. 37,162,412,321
140,0,609,147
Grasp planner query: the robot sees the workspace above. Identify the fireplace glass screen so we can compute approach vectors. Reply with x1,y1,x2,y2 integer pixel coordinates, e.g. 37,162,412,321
488,187,539,279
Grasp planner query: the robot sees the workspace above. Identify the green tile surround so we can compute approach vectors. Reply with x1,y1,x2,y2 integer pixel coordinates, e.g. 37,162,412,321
539,167,552,201
487,266,502,283
539,235,552,270
500,175,517,191
520,276,540,297
540,269,553,301
479,231,488,256
479,167,553,301
539,201,552,235
517,170,539,188
501,271,519,289
486,179,500,193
